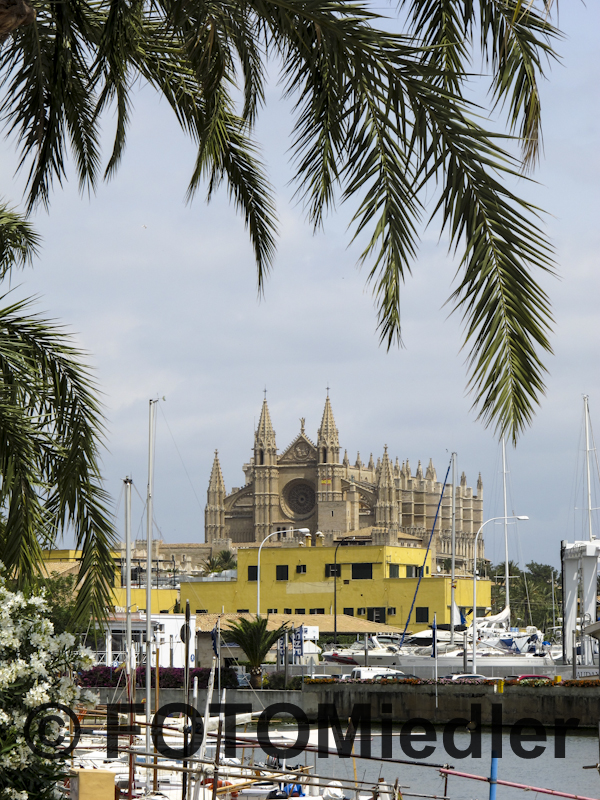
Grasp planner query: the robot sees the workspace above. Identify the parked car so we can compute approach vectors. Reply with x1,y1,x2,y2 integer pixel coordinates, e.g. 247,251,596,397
443,673,487,681
512,674,552,682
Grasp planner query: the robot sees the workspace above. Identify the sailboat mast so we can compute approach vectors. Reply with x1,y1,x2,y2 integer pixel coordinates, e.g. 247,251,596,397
450,452,456,646
146,399,158,783
584,395,593,542
124,477,132,670
502,436,510,626
123,476,134,800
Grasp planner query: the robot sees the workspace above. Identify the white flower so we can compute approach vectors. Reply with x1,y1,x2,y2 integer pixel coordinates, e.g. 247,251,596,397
23,682,51,708
57,632,75,649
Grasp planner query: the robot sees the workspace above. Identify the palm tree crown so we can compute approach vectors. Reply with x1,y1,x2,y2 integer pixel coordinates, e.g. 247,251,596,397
0,0,560,441
224,615,288,687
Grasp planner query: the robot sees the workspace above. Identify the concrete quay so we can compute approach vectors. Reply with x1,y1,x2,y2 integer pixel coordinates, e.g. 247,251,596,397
95,683,600,728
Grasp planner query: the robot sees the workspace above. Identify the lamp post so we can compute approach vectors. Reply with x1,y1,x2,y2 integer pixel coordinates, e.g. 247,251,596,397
257,527,310,615
333,535,356,645
472,515,529,674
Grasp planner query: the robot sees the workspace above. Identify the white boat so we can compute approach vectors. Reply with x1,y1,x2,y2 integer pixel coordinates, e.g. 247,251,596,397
321,635,402,666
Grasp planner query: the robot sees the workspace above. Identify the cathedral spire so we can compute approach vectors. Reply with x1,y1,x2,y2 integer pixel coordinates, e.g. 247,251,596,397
205,450,226,543
425,458,436,482
256,398,276,449
375,445,398,528
377,446,395,488
317,394,339,463
416,460,423,479
208,449,226,494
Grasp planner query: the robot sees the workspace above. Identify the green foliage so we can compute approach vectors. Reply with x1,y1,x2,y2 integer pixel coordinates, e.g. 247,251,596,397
224,615,289,684
264,671,302,690
0,297,117,627
490,560,561,633
200,550,238,575
216,550,237,571
0,0,562,441
37,573,83,636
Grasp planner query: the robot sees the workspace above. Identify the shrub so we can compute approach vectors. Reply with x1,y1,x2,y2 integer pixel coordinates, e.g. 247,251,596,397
264,671,302,690
79,665,238,689
0,576,97,799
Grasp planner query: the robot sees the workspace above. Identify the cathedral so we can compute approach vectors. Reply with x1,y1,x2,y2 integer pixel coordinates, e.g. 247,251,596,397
205,396,484,573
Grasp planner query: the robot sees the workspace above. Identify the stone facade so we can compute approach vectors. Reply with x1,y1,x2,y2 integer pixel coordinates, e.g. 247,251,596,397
205,396,484,573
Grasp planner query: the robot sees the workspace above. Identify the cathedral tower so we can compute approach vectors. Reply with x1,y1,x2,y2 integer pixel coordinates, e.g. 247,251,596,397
205,450,226,543
375,446,399,529
253,398,279,542
317,394,345,532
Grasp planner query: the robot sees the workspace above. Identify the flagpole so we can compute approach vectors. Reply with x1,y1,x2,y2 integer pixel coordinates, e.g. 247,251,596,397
217,616,221,697
433,612,438,708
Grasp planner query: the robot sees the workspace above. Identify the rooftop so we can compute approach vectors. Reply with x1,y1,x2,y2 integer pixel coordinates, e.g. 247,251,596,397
194,612,404,635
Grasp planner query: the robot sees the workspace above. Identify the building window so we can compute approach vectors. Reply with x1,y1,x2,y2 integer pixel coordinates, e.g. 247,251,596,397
476,607,487,618
389,563,400,578
406,565,416,578
248,565,257,581
325,564,341,578
310,608,325,615
426,566,429,575
357,607,366,616
296,564,307,574
237,609,249,613
343,608,354,616
352,563,373,580
388,607,396,616
276,565,289,581
284,608,292,614
267,608,278,613
295,608,306,614
159,610,169,614
415,607,429,623
196,609,208,614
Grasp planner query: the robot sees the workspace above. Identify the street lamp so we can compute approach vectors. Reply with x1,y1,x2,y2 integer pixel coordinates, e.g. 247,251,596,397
257,527,310,615
333,535,356,645
472,515,529,674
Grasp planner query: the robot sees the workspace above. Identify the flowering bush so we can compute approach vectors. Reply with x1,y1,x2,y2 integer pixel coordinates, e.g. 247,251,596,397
0,575,97,800
79,664,239,689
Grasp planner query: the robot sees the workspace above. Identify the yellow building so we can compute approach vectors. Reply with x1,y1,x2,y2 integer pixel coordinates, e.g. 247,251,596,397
43,549,179,615
180,537,490,631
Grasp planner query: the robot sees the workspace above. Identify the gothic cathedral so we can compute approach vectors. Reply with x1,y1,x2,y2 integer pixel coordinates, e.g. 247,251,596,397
205,396,484,573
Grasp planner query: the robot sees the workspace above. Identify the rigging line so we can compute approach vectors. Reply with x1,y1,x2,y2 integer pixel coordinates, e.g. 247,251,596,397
399,458,452,649
512,513,533,626
132,479,164,540
159,401,204,512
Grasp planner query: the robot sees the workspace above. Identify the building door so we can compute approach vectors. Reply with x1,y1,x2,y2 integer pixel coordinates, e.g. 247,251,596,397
367,607,386,623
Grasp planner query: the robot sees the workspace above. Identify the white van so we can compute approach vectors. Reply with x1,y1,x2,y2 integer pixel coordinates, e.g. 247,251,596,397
345,666,405,681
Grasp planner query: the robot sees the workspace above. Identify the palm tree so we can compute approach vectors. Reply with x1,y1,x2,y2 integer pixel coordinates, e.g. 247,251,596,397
199,556,223,576
216,550,237,571
0,0,561,442
224,615,288,688
0,224,116,626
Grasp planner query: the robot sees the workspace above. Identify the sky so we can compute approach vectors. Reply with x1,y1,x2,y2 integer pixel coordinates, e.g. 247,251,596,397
1,1,599,570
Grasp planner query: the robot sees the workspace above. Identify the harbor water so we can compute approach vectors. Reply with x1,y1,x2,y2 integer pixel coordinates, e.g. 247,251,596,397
245,724,600,800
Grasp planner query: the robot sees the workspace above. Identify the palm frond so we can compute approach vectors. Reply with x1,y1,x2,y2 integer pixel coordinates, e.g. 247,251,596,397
0,297,117,624
0,202,40,279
